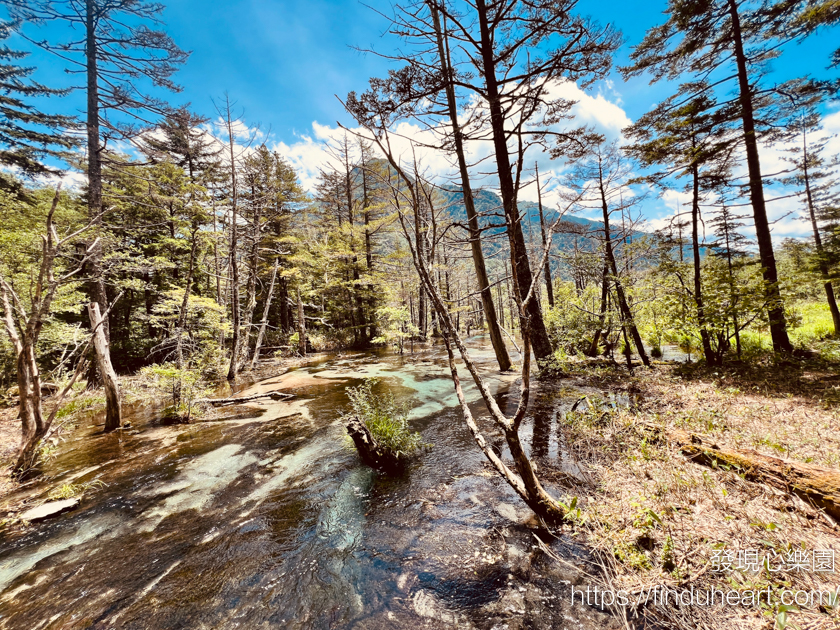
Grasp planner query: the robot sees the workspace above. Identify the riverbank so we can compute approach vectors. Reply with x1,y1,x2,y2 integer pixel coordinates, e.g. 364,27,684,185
551,354,840,630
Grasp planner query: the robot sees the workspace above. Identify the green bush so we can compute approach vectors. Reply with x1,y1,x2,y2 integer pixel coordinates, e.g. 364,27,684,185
345,379,427,456
139,363,210,422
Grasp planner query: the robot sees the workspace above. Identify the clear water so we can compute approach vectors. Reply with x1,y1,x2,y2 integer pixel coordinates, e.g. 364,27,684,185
0,337,620,629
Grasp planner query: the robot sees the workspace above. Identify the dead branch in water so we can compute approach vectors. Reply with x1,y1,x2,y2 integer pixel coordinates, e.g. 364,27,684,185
199,391,294,406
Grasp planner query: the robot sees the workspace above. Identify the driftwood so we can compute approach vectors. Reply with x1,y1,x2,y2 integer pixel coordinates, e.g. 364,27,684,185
647,424,840,521
199,390,294,407
345,416,406,473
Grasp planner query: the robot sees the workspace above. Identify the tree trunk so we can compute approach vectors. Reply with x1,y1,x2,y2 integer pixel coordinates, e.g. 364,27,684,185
597,159,650,367
84,0,109,341
346,416,407,472
297,287,306,356
175,226,199,370
475,0,552,362
225,103,241,380
802,132,840,335
251,258,279,369
430,2,512,371
240,214,261,366
363,167,377,343
727,0,792,352
656,426,840,522
690,159,716,364
587,265,610,357
88,302,121,431
13,341,45,474
535,163,555,308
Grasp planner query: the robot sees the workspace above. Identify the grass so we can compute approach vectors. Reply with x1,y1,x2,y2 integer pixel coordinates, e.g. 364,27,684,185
345,379,428,457
789,301,836,346
54,394,106,420
740,300,837,359
46,479,106,501
543,356,840,630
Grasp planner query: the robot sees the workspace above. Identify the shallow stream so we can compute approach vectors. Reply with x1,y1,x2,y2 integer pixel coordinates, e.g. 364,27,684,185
0,338,621,629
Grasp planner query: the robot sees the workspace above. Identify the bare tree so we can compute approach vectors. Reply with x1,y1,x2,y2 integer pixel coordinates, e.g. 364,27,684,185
341,98,572,520
353,0,618,363
0,186,102,473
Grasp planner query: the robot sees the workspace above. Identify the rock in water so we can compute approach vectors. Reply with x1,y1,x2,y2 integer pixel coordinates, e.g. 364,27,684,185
20,498,80,523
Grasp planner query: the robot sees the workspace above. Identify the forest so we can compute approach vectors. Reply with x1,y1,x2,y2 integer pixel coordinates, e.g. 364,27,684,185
0,0,838,629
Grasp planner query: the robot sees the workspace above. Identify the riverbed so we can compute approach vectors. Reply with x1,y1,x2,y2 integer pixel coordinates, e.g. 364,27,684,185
0,338,621,629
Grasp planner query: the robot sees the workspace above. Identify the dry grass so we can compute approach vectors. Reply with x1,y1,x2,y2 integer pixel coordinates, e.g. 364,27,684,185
549,357,840,630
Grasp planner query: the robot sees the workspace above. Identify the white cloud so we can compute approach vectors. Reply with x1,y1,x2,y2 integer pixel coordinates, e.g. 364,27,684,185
544,80,632,138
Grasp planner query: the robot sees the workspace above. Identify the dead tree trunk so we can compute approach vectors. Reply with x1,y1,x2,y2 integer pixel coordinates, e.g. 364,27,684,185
657,426,840,522
88,302,121,431
250,258,279,369
384,153,567,524
297,287,306,356
346,416,407,472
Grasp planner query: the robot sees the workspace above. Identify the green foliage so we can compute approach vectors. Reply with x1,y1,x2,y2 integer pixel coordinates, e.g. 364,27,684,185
345,379,428,456
54,394,105,420
47,479,106,501
0,21,77,185
544,282,603,354
150,291,228,366
139,363,210,422
372,306,418,354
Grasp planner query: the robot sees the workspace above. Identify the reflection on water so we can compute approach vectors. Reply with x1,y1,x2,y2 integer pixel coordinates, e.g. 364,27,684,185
0,336,619,630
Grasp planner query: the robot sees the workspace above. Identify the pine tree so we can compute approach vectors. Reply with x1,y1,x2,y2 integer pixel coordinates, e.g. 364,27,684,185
625,92,738,363
0,21,76,191
622,0,806,352
7,0,189,338
779,106,840,334
141,106,221,184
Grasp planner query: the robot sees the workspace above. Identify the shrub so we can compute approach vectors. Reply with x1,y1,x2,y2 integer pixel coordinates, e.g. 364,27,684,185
345,379,427,457
139,363,210,422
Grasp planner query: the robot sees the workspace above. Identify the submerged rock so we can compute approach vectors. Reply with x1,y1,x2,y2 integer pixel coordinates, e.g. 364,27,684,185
20,498,80,523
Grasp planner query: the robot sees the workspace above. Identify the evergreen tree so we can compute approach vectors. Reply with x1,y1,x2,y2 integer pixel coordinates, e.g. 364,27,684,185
779,105,840,334
0,20,75,192
141,106,221,184
622,0,808,352
625,93,738,364
6,0,189,355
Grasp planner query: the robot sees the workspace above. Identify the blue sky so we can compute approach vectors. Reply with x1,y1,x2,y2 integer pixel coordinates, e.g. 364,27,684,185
4,0,840,237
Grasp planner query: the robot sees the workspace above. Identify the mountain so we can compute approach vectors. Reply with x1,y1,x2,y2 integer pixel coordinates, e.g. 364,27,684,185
435,187,646,253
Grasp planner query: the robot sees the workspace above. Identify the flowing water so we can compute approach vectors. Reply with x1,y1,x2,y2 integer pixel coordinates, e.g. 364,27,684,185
0,338,621,629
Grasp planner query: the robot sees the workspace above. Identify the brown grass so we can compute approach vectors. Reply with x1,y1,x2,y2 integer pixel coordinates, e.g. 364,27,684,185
549,357,840,630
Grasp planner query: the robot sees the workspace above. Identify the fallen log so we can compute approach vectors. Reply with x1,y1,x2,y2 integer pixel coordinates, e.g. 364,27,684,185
345,416,406,473
198,390,294,406
645,424,840,522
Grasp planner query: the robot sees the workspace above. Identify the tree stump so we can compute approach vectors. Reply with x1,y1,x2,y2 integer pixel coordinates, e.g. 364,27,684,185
345,416,406,473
